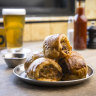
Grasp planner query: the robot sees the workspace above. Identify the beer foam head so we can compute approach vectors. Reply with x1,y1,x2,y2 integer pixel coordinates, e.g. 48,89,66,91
2,9,26,15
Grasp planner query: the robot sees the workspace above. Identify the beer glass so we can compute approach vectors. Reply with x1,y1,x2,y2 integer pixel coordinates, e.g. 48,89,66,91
2,9,26,52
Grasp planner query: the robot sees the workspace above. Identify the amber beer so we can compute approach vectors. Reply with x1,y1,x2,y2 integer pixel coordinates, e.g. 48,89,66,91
2,9,26,50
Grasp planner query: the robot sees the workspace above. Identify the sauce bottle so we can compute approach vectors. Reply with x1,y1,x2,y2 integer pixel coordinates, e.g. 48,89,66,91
74,0,87,50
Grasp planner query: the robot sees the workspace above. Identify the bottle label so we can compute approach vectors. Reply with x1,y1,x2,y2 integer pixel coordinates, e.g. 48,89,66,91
0,29,6,49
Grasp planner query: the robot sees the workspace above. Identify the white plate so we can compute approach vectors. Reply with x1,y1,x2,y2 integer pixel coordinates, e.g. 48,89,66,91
13,64,93,86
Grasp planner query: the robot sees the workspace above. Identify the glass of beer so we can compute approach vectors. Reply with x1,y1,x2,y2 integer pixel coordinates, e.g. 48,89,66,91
2,9,26,52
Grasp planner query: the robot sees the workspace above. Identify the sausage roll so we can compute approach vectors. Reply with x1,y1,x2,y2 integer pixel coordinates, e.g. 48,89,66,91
58,51,88,80
43,34,72,60
24,51,44,72
27,57,62,81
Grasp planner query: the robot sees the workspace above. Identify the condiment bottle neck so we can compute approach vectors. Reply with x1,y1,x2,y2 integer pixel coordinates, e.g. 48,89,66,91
76,1,85,15
77,7,85,15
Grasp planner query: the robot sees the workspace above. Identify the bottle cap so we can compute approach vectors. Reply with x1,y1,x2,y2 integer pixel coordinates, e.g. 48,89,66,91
87,22,96,32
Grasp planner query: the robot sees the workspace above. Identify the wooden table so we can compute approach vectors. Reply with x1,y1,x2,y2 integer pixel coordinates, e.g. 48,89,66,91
0,41,96,96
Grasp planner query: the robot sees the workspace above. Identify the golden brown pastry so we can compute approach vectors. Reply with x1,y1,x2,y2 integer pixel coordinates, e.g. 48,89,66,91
24,51,44,72
58,51,88,80
43,34,72,60
27,57,62,81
